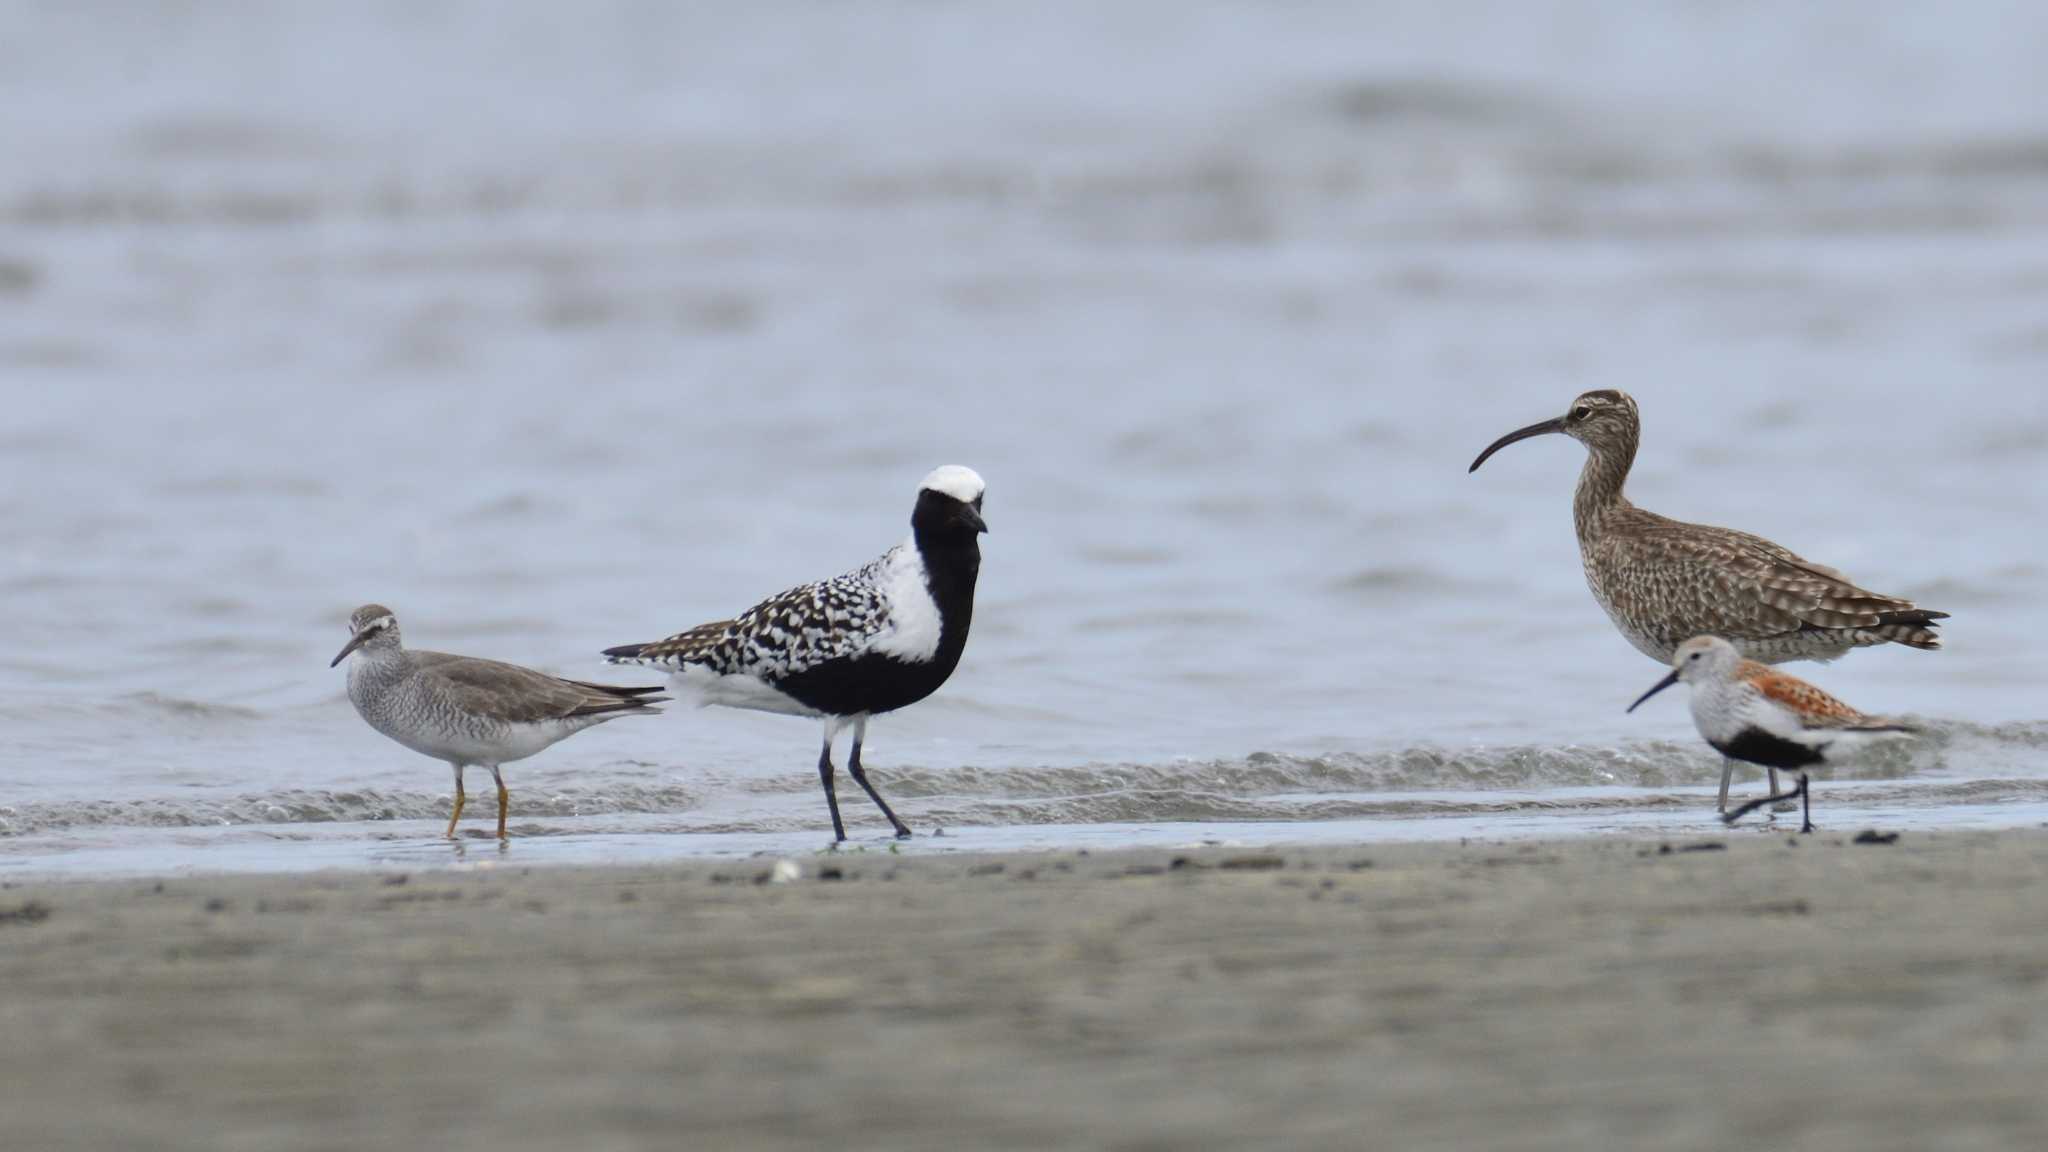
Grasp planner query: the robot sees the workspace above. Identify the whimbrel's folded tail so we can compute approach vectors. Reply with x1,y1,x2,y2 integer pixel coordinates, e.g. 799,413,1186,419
1866,607,1948,651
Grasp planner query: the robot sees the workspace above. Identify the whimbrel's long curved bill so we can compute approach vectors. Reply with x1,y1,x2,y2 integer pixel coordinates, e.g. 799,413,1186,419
330,629,374,668
1627,669,1682,713
1469,415,1567,473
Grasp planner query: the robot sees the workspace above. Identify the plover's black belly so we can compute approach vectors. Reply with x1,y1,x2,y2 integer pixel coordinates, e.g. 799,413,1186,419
1711,729,1826,771
771,651,957,718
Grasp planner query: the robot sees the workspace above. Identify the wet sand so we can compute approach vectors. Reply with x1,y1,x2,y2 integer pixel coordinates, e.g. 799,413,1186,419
3,831,2046,1151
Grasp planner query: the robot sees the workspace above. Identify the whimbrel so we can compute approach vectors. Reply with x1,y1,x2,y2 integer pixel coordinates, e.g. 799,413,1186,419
603,466,987,843
1628,635,1919,832
332,604,667,839
1470,389,1946,664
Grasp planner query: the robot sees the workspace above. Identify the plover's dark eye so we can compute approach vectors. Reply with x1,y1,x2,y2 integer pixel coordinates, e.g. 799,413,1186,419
1688,652,1701,661
1571,405,1591,421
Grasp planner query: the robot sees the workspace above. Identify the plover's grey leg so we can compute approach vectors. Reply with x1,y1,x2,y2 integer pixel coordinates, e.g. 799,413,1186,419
816,733,847,843
846,716,911,839
446,763,467,840
488,765,508,839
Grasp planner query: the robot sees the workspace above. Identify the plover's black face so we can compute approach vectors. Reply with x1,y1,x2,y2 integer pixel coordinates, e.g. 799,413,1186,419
1470,389,1639,472
331,603,400,667
911,465,988,543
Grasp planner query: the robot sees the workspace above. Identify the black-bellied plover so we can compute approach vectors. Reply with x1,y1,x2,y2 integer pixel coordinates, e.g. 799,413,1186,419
332,604,667,839
1469,389,1946,664
1627,635,1918,832
602,466,986,842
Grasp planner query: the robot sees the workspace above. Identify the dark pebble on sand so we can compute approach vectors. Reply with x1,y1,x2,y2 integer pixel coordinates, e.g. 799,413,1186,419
1853,830,1901,845
0,901,51,925
1678,843,1726,854
1218,855,1286,871
818,866,845,881
383,874,409,887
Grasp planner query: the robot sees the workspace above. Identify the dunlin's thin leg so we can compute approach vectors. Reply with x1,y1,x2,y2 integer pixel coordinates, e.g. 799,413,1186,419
1722,774,1812,831
445,764,467,840
817,736,847,843
1795,773,1814,835
1717,759,1734,812
489,765,509,839
845,717,912,839
1768,767,1798,813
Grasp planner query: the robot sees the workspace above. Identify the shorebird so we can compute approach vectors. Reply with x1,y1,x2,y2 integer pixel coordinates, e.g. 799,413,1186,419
1469,389,1946,665
1628,635,1918,832
603,465,987,843
331,604,667,839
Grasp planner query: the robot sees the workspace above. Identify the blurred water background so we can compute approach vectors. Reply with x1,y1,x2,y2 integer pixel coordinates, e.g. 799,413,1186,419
3,2,2045,874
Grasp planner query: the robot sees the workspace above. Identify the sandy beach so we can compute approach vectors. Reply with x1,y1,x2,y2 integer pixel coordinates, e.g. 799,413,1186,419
1,831,2044,1150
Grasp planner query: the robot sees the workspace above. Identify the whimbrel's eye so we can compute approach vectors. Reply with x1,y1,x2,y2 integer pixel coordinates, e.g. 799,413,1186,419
1571,405,1591,421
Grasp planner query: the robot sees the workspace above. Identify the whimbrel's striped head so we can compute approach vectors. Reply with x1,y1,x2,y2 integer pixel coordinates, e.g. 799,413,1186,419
912,465,988,542
1627,634,1741,712
331,603,401,667
1469,389,1640,472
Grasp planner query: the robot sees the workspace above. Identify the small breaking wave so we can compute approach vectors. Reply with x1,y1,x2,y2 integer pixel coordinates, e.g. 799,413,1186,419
3,720,2035,837
0,783,704,838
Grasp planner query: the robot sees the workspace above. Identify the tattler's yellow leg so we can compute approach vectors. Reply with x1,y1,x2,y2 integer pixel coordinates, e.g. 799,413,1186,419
445,770,466,840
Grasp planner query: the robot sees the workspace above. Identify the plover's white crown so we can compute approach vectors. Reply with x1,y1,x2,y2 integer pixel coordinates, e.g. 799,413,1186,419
919,464,984,503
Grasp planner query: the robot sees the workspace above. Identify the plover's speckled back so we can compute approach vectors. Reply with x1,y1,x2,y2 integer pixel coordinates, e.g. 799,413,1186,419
332,604,667,839
604,466,986,843
1628,635,1919,832
1470,389,1947,665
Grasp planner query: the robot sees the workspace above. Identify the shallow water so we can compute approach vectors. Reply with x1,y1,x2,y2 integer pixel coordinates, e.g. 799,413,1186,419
3,3,2046,875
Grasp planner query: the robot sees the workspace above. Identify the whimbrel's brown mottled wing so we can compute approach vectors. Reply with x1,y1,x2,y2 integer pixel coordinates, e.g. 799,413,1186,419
412,652,668,724
1591,509,1946,656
